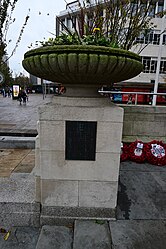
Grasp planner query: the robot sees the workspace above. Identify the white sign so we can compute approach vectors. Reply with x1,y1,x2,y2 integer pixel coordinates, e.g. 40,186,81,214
13,85,20,97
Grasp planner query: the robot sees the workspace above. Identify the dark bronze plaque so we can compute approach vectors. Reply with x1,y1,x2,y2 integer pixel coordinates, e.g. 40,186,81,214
65,121,97,160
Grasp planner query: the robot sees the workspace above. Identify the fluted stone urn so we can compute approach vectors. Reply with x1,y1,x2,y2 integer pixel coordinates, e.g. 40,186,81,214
23,45,143,96
22,45,143,221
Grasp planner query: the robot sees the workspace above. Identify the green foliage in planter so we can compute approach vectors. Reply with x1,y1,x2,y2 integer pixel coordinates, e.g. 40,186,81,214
39,32,119,48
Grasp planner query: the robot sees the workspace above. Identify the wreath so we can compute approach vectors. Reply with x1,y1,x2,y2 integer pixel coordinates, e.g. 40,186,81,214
120,143,129,162
145,140,166,166
129,140,146,163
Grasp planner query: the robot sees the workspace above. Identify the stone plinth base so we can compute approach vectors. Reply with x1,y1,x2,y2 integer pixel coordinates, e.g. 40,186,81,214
34,96,123,218
40,205,116,226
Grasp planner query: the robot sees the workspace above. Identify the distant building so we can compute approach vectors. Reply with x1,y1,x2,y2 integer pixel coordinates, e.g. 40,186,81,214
30,74,38,85
56,0,166,90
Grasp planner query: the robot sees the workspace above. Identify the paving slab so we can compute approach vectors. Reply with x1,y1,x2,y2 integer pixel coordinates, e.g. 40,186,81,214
36,225,73,249
73,220,112,249
120,160,166,172
117,161,166,220
110,220,166,249
0,227,40,249
14,150,35,173
0,149,35,176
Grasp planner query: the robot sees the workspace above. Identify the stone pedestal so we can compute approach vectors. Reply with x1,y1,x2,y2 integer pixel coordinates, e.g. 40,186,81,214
35,95,123,221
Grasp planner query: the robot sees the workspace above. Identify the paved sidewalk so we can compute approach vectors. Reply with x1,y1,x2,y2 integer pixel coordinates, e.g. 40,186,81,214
0,94,53,135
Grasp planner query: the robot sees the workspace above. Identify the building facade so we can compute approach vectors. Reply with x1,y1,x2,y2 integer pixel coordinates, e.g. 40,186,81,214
56,0,166,90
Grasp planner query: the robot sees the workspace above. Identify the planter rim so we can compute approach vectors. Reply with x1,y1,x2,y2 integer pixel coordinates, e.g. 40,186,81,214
24,45,141,62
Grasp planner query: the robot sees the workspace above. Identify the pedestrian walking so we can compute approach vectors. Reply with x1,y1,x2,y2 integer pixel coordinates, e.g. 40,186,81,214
22,90,27,104
18,91,22,105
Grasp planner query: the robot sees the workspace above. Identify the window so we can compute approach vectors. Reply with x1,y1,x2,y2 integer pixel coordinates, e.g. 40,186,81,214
136,31,160,45
157,1,164,14
142,57,166,74
136,33,145,44
163,34,166,45
153,34,160,45
61,19,65,31
142,57,157,73
148,4,156,17
160,59,166,74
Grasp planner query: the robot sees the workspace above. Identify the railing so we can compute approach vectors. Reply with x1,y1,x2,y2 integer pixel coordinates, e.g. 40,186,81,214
98,91,166,106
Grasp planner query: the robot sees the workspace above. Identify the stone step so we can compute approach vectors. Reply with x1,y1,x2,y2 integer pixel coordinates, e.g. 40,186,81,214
0,173,40,228
0,129,37,137
40,205,115,226
0,136,35,149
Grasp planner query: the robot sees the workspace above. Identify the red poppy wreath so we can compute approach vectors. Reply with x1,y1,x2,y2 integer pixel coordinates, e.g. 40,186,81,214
129,140,146,163
145,140,166,166
120,142,129,162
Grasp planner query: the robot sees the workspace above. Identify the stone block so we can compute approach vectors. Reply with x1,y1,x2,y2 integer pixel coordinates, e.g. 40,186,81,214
39,151,120,182
40,206,116,222
39,120,65,150
0,212,40,228
79,180,118,208
96,121,122,153
41,179,79,207
133,121,165,136
122,121,134,136
38,102,123,123
34,135,41,176
0,202,40,213
122,106,166,141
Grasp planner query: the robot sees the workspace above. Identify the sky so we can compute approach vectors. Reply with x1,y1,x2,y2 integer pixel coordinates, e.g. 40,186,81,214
6,0,69,76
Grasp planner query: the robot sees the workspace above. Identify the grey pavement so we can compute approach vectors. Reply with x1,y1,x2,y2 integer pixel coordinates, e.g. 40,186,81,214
0,94,166,248
0,94,53,135
0,94,53,148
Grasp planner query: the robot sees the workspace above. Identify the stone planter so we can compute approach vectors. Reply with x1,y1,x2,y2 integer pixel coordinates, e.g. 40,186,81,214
22,45,143,221
22,45,143,87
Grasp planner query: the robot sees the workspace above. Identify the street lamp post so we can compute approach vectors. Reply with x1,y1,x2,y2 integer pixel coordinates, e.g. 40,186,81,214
152,0,166,106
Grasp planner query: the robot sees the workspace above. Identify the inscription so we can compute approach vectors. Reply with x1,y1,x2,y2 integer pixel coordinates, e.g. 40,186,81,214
65,121,97,160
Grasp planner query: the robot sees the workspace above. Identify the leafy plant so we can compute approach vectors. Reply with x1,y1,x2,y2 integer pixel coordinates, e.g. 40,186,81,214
39,31,119,48
32,0,165,50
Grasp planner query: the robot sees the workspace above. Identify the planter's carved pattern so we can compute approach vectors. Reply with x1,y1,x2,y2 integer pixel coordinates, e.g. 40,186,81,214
23,45,143,85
